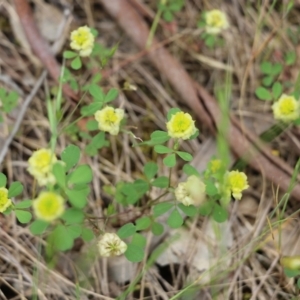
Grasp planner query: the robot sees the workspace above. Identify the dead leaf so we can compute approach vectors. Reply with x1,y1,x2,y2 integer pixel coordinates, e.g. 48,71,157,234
33,0,65,42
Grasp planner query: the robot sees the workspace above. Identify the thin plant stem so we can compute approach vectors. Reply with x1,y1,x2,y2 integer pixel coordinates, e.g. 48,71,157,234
146,0,167,48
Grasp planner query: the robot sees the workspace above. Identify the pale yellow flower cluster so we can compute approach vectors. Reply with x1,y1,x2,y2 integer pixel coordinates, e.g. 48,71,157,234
33,191,65,222
70,26,95,57
272,94,300,122
205,10,229,35
98,233,127,257
175,170,248,206
27,149,57,186
175,175,206,206
166,112,197,140
0,188,12,213
94,106,124,135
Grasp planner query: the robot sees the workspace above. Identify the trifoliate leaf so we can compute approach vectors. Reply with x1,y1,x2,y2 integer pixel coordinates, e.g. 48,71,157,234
14,200,32,209
152,176,169,188
167,209,183,228
63,51,77,59
205,179,218,196
178,203,197,217
182,164,200,177
151,222,164,236
51,224,74,251
117,223,136,239
15,210,32,224
71,56,82,70
255,87,272,101
143,162,158,180
0,173,7,187
88,84,105,102
260,61,272,74
176,151,193,161
272,82,282,100
199,201,213,216
67,224,82,239
29,219,49,235
262,76,274,87
153,202,173,217
272,63,283,76
86,120,99,131
61,208,85,225
163,154,176,167
212,204,228,223
125,243,144,262
8,182,23,198
104,88,118,102
148,131,170,145
61,144,80,171
52,162,66,188
284,268,300,278
65,187,89,208
131,233,147,248
68,165,92,185
136,216,151,231
81,228,95,242
154,145,173,154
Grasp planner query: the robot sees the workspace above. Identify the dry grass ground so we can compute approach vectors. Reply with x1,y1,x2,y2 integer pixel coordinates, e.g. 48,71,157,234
1,0,300,299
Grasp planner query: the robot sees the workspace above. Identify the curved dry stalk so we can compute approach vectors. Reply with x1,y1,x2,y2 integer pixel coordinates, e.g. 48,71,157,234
13,0,78,102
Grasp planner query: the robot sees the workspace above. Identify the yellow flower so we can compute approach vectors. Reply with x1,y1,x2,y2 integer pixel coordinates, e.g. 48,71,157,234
27,149,57,186
33,191,65,222
0,188,12,213
210,159,222,173
166,111,197,140
94,106,124,135
98,233,127,257
175,175,206,206
225,170,249,200
205,10,229,35
272,94,300,122
70,26,95,57
281,256,300,271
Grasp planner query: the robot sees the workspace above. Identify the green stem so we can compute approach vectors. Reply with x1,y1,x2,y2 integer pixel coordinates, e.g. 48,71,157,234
84,213,101,232
59,90,90,134
146,0,167,48
56,59,65,114
84,192,171,222
144,191,169,209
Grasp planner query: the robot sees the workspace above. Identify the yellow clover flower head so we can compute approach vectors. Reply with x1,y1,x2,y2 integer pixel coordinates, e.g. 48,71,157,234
98,233,127,257
27,148,57,186
226,170,249,200
210,159,222,173
205,10,229,35
0,188,12,213
33,191,65,222
70,26,95,57
175,175,206,206
94,106,125,135
280,256,300,271
166,111,197,140
272,94,300,122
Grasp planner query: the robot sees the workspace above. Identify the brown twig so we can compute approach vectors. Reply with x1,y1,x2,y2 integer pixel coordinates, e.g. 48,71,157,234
13,0,78,102
101,28,196,79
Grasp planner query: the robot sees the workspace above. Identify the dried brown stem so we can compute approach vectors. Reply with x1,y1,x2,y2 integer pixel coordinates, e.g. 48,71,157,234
13,0,78,102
